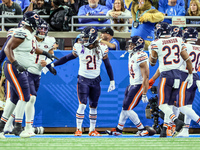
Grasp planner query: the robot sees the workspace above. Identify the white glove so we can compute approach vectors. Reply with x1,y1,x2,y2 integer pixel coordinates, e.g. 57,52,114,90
107,80,115,92
141,94,148,103
42,67,49,74
185,74,193,89
196,80,200,92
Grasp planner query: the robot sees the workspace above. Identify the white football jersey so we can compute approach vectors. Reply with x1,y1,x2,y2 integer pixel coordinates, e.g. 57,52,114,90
7,28,17,37
12,27,35,69
73,43,109,79
129,51,149,85
27,36,56,75
151,37,185,73
180,43,200,73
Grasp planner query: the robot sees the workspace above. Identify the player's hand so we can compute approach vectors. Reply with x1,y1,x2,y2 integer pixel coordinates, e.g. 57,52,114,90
148,78,155,89
42,51,59,61
46,64,57,75
185,74,193,89
12,60,26,73
107,80,115,92
40,60,47,67
142,94,148,103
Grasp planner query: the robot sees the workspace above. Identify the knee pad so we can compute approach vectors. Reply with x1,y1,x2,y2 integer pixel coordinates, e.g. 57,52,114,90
77,104,86,114
179,106,188,115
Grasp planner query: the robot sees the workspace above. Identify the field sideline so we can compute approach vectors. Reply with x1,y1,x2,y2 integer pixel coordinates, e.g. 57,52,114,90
0,134,200,150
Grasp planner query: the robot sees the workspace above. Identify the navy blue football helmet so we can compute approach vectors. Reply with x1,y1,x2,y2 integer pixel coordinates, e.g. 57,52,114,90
128,36,145,53
22,11,41,30
171,26,183,37
183,27,198,42
36,19,48,39
155,22,171,39
80,27,98,47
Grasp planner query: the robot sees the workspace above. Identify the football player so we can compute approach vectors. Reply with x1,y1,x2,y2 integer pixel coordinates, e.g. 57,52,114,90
0,11,57,139
106,36,150,136
177,27,200,137
47,26,115,136
149,22,193,138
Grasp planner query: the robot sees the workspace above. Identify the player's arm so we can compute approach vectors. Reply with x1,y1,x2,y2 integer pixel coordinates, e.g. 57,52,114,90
103,54,115,92
99,39,116,49
4,37,24,63
180,48,192,74
149,50,158,66
35,47,59,61
149,68,160,89
140,61,149,95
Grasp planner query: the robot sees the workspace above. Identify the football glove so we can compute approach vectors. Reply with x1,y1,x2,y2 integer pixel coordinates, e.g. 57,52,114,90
107,80,115,92
142,94,148,103
12,60,26,73
42,51,59,61
148,78,155,89
46,64,57,75
185,74,193,89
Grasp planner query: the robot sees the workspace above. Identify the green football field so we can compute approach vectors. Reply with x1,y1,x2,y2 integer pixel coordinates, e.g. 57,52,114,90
0,134,200,150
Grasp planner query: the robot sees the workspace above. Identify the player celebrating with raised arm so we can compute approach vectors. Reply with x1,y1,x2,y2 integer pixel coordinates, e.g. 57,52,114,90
149,22,193,138
0,11,58,139
47,26,115,136
106,36,150,136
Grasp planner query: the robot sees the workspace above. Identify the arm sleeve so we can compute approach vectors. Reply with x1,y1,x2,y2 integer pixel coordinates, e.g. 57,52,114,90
54,53,76,67
103,57,114,81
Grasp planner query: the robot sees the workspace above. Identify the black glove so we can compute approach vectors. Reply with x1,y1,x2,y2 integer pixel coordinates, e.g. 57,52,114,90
46,64,57,75
12,60,26,73
42,51,59,61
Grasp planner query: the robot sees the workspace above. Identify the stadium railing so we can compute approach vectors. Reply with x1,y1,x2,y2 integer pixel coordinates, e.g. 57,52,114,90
0,15,200,38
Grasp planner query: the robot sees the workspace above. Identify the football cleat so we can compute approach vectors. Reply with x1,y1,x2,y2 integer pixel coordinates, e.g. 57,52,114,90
136,130,149,136
89,130,101,136
171,124,176,134
20,129,36,138
167,126,172,136
105,128,122,136
0,132,5,139
33,127,44,134
12,123,23,136
145,126,156,136
172,119,185,138
3,124,14,134
176,127,189,137
74,129,82,136
160,127,167,138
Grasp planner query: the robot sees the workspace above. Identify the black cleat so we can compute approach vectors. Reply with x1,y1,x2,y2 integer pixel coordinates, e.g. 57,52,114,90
160,127,167,138
172,119,185,138
0,120,6,132
12,123,23,136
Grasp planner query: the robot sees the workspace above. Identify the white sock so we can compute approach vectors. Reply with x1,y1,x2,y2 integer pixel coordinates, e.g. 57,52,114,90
117,109,128,130
76,104,86,131
179,105,200,123
89,107,97,132
1,98,16,122
14,100,27,124
172,105,179,117
127,110,144,130
159,104,177,122
5,113,15,127
25,95,36,130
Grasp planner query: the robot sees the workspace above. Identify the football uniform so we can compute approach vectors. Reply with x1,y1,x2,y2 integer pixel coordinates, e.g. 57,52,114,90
123,51,148,110
178,43,200,106
4,27,35,103
151,37,185,106
73,43,109,107
27,36,55,75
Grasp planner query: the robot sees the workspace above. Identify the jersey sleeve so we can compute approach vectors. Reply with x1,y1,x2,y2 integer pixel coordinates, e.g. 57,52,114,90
7,28,16,37
136,51,148,65
13,28,32,39
150,40,159,53
100,43,109,57
72,43,83,56
47,36,56,50
179,38,187,52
